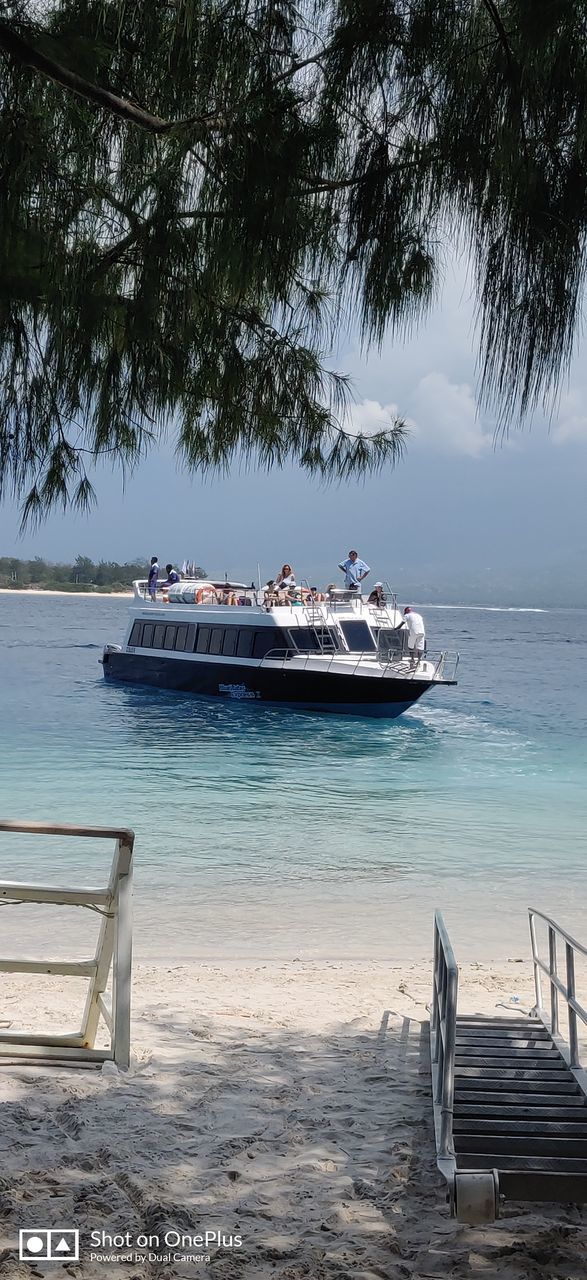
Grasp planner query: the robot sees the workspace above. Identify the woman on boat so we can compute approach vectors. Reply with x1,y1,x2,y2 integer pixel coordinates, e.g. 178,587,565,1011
273,564,296,602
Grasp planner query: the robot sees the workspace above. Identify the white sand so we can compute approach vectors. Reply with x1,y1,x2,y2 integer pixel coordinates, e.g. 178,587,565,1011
0,958,585,1277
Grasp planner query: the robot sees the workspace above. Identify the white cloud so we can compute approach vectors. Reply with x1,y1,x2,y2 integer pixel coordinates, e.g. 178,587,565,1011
342,377,494,457
408,372,493,457
345,397,407,438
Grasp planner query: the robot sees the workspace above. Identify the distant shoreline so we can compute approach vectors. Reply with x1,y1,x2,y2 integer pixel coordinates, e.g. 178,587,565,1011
0,587,132,598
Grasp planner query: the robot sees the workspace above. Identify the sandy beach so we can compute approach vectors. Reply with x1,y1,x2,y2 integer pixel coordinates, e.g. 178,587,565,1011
1,958,585,1278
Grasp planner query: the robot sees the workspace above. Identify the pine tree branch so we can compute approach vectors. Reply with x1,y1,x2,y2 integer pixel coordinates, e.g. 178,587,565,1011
480,0,515,69
302,174,366,192
273,50,329,86
479,1,529,164
86,209,224,281
0,19,219,135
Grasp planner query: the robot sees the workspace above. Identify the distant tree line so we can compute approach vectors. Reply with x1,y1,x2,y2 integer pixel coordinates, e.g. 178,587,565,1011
0,556,206,592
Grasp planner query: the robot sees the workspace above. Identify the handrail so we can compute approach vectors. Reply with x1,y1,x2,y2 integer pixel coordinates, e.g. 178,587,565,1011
259,647,458,681
431,911,459,1161
528,908,587,1069
0,821,134,1068
0,819,134,842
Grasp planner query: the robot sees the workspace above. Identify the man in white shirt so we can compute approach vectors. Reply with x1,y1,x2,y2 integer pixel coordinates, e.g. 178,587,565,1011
403,606,426,668
338,549,370,591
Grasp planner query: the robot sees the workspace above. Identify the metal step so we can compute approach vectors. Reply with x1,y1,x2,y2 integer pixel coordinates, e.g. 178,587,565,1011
457,1153,587,1174
431,912,587,1220
455,1078,582,1094
452,1012,587,1202
456,1043,559,1057
456,1066,571,1080
456,1028,550,1042
455,1102,587,1119
455,1134,587,1158
454,1118,587,1136
457,1049,567,1070
456,1049,567,1066
456,1018,546,1030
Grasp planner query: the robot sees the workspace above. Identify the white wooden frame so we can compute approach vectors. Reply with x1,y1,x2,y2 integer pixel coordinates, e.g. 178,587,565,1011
0,821,134,1069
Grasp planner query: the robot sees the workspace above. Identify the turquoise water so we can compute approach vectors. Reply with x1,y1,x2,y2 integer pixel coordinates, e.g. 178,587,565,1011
0,593,585,961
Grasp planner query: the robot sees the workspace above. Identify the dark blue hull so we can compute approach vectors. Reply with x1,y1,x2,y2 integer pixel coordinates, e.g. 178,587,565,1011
102,650,431,718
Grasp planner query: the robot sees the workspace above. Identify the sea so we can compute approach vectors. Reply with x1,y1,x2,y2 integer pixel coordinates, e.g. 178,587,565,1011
0,592,585,966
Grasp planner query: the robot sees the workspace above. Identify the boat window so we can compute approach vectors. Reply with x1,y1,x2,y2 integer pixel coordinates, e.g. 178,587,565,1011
142,622,155,648
340,620,376,652
222,629,238,657
236,629,254,658
174,624,189,652
291,626,340,653
209,627,224,656
313,626,339,651
291,627,314,651
377,627,405,656
196,626,211,654
153,623,166,649
252,630,278,659
128,621,143,647
164,625,177,650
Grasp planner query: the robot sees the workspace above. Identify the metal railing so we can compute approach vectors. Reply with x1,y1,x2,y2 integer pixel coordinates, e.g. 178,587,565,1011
327,580,399,615
433,651,460,681
529,909,587,1070
431,911,459,1163
259,647,458,681
133,579,258,605
259,647,381,676
0,820,134,1068
286,578,400,616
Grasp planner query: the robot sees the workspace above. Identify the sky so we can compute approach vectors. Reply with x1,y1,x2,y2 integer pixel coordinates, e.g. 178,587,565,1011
0,255,585,603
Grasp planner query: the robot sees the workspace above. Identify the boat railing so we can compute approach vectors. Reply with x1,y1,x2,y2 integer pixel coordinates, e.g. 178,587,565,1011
432,651,460,681
326,580,399,614
529,908,587,1071
259,648,459,681
134,577,405,616
132,579,258,605
431,910,459,1163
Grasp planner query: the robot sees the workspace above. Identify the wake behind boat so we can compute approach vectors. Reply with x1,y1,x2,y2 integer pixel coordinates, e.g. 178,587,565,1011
101,578,458,718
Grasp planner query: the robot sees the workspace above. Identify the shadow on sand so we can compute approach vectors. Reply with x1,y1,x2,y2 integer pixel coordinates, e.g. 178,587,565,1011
0,1004,585,1278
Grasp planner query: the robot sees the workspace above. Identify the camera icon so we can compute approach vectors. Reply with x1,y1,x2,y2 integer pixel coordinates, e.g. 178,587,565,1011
19,1229,79,1262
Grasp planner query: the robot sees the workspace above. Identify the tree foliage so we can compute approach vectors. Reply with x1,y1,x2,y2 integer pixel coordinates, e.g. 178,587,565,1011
0,552,143,588
0,553,206,588
1,1,586,519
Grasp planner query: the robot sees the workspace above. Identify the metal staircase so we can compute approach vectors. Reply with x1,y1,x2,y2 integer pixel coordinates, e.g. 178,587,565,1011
431,910,587,1222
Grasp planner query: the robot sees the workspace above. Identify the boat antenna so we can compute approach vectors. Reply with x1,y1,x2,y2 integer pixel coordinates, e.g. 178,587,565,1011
257,562,261,590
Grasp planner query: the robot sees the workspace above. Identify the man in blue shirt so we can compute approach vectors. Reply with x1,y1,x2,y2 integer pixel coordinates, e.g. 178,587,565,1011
338,549,371,591
147,556,159,601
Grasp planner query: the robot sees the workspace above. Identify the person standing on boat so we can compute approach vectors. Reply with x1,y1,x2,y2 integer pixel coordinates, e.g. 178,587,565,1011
403,606,426,668
147,556,159,602
338,549,370,592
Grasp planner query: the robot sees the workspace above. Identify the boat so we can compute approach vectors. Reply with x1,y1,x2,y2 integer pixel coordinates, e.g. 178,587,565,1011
101,578,458,718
